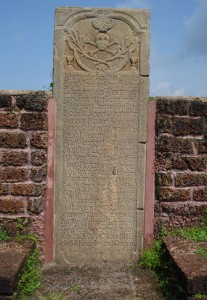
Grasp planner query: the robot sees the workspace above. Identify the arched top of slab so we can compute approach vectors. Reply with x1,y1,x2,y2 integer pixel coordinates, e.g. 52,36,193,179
61,8,148,34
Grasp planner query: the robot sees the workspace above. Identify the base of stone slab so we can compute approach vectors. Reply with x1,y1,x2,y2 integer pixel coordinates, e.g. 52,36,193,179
163,236,207,298
34,263,164,300
0,238,36,297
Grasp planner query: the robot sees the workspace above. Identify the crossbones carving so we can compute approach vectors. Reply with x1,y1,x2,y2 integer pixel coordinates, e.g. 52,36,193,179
86,33,120,56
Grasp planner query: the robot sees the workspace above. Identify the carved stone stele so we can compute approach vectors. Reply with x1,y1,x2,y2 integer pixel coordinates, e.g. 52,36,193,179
54,7,150,263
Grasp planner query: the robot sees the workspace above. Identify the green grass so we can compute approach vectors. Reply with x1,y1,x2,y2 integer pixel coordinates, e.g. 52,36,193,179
15,249,41,299
0,229,9,241
69,284,79,293
194,294,207,299
16,234,38,243
170,226,207,242
139,240,164,270
196,246,207,259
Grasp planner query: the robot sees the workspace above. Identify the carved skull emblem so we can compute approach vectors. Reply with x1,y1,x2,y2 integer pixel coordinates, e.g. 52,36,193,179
96,33,110,50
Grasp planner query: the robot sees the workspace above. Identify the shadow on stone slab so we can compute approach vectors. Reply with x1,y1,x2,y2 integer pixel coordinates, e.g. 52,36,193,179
0,238,36,297
163,236,207,298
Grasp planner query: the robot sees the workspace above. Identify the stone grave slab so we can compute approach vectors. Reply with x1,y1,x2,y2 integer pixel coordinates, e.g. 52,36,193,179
53,7,150,263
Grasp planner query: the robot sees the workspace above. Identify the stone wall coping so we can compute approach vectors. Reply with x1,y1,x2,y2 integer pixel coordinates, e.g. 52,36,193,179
0,90,52,96
153,96,207,102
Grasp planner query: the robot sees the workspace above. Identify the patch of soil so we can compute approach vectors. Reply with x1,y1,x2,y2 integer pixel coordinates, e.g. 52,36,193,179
34,263,164,300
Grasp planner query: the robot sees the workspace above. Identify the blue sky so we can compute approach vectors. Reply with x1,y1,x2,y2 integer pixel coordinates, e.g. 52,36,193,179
0,0,206,96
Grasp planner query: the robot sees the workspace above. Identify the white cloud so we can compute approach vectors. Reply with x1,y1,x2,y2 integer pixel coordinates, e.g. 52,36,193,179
155,81,171,94
183,0,207,57
152,81,186,96
150,55,207,96
173,88,186,96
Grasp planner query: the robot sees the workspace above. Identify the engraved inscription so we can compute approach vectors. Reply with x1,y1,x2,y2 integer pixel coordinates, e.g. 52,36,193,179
59,73,139,262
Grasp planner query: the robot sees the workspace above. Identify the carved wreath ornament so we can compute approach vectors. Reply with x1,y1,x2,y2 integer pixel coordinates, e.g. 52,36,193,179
65,9,139,72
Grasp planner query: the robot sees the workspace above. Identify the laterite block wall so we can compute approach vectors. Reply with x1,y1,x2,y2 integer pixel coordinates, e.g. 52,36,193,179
1,92,207,257
154,97,207,236
0,91,50,253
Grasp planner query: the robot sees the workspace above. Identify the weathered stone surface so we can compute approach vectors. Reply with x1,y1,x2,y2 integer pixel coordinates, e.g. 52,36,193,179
0,184,9,196
16,93,47,111
193,187,207,201
0,167,29,182
185,156,206,171
15,97,25,110
11,183,45,196
27,197,44,214
0,132,27,148
156,172,173,186
0,197,24,213
190,101,207,116
30,132,48,149
156,116,172,134
0,113,18,128
1,151,28,166
0,96,12,108
20,113,47,131
25,97,47,111
175,173,207,187
196,139,207,154
54,7,150,263
160,202,207,217
156,100,189,115
158,187,190,201
172,155,188,170
173,117,205,136
31,150,47,165
4,105,17,112
156,136,193,154
155,152,172,171
30,165,47,182
0,239,35,295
